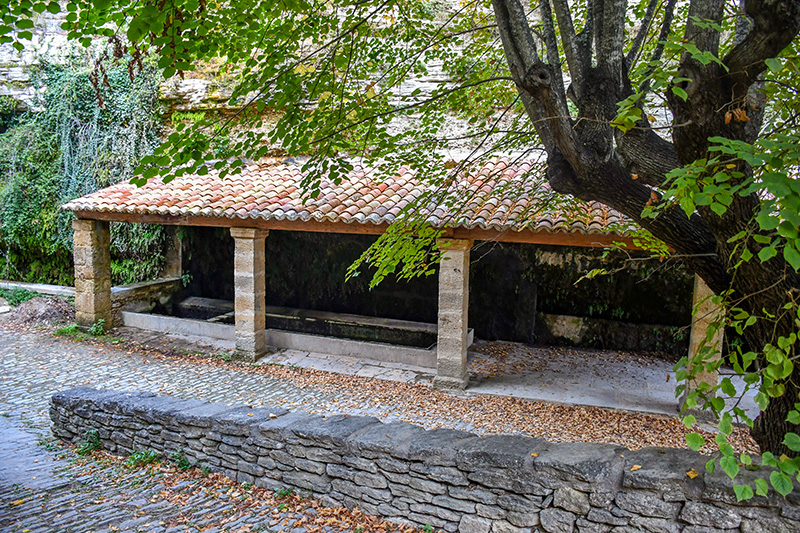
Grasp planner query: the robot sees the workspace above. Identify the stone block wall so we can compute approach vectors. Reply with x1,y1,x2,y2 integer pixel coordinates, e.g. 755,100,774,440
50,388,799,532
111,277,182,325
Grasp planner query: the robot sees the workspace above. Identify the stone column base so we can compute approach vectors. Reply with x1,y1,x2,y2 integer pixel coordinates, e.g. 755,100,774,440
433,373,469,391
233,348,262,363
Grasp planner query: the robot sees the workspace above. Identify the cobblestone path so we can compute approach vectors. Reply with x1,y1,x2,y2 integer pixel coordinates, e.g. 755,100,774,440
0,326,394,433
0,414,391,533
0,326,424,533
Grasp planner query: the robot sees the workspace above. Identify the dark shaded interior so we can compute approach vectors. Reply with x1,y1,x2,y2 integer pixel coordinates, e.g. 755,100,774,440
177,228,694,353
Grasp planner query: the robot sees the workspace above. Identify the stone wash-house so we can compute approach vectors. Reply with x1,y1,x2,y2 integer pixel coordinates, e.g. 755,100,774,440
61,158,720,391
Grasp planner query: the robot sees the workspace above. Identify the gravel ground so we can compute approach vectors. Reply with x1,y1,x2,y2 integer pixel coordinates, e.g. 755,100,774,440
0,320,757,454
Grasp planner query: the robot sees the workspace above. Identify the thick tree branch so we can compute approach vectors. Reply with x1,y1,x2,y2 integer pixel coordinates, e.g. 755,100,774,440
491,0,540,79
639,0,677,98
538,0,565,95
685,0,725,56
577,0,594,59
616,126,681,188
625,0,660,70
493,0,581,169
546,153,726,285
724,0,800,99
597,0,626,82
592,0,604,60
551,0,588,88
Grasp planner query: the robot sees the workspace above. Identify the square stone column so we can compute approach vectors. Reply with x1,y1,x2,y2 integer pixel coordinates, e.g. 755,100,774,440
433,238,473,390
72,219,112,331
681,274,724,410
162,226,183,278
231,227,269,362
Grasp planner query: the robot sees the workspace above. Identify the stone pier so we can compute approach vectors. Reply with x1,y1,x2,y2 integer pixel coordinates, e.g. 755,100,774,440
72,219,112,331
433,238,472,390
162,226,183,278
681,274,724,410
231,227,269,362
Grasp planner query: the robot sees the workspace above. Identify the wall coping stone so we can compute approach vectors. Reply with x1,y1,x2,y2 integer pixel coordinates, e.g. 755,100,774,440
49,387,800,533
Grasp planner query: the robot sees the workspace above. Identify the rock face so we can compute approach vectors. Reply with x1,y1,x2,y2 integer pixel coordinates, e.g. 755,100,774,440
51,387,799,533
0,11,70,107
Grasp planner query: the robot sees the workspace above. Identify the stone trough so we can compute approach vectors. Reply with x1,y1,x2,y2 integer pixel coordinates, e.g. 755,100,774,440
122,296,474,369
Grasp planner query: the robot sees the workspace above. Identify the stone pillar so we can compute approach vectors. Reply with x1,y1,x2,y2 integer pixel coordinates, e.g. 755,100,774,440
163,226,183,278
681,274,724,408
433,238,472,390
231,227,269,362
72,219,112,331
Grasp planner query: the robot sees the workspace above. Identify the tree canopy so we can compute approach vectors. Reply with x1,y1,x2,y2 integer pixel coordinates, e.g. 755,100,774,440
4,0,800,500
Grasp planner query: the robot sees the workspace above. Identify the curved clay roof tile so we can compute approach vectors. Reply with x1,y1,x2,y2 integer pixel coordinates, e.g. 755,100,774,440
60,159,628,237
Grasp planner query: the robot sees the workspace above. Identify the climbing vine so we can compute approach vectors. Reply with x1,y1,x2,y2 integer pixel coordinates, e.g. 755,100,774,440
0,53,166,284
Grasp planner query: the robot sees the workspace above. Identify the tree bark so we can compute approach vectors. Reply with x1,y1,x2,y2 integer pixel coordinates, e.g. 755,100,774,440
492,0,800,455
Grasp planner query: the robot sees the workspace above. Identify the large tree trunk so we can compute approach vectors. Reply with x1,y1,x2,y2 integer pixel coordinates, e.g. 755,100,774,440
491,0,800,455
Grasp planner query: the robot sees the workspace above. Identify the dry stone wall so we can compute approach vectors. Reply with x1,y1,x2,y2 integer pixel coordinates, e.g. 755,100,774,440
50,388,799,533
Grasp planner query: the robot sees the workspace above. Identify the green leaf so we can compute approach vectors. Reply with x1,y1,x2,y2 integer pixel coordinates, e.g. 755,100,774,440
719,413,733,436
720,378,736,397
671,86,688,101
783,432,800,452
755,392,770,410
765,57,782,73
686,432,705,451
755,478,769,496
710,202,727,216
770,471,793,497
733,484,754,502
756,210,780,231
740,453,752,465
784,245,800,271
787,410,800,425
758,246,778,263
720,455,740,479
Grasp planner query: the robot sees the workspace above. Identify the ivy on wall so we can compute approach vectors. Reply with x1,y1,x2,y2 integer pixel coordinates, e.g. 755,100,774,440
0,54,166,285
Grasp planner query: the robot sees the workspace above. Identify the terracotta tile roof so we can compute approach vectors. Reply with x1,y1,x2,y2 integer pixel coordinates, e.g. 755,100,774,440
61,159,629,235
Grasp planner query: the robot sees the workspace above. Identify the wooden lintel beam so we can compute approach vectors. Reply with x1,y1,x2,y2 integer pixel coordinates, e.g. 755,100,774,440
72,210,390,236
72,210,635,248
450,227,636,248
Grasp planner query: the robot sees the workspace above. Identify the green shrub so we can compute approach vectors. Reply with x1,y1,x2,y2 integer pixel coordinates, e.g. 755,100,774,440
169,450,193,472
55,323,80,336
0,55,166,285
0,287,39,306
125,449,159,468
87,319,106,336
76,429,102,455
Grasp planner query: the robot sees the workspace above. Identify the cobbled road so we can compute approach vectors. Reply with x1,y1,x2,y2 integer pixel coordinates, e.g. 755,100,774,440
0,327,411,533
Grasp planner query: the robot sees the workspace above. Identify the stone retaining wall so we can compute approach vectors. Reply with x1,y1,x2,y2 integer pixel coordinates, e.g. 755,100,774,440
111,277,182,325
50,388,798,533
